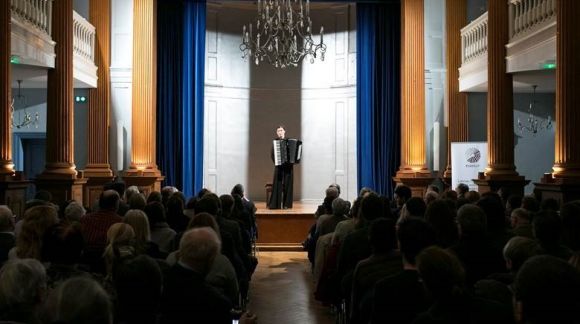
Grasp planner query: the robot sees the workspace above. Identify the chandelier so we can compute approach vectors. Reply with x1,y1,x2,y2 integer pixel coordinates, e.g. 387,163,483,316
11,80,39,129
240,0,326,68
517,85,552,136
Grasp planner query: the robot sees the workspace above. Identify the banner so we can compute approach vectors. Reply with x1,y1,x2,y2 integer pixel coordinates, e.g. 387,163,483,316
451,142,487,191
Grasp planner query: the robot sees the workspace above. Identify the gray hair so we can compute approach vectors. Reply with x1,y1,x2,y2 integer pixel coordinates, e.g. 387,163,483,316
64,201,86,222
0,259,47,310
45,276,112,324
0,205,13,231
124,185,140,202
503,236,539,272
179,227,221,273
456,204,487,234
511,208,531,222
332,198,349,217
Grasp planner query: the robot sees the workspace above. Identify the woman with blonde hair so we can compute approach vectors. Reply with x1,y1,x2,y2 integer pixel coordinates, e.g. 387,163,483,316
124,209,165,259
10,205,59,260
103,223,135,277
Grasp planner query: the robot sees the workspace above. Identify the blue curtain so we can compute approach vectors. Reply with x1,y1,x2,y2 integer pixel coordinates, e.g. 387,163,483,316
182,0,206,197
157,0,183,192
356,1,401,198
157,0,205,198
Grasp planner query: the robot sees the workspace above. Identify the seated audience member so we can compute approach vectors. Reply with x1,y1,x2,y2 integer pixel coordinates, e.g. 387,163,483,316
464,190,481,204
477,194,513,252
414,246,512,324
43,276,113,324
331,196,361,245
560,200,580,251
64,201,86,223
124,209,165,259
0,206,15,265
520,195,540,213
449,204,505,287
424,191,439,206
510,208,534,238
505,195,522,219
124,186,140,205
317,198,349,237
81,190,123,257
455,183,469,199
113,254,163,324
10,205,59,261
128,193,147,211
144,202,176,254
540,197,559,212
167,213,240,308
397,197,427,225
393,185,412,219
514,255,580,323
105,181,130,216
371,219,436,324
315,185,340,218
533,210,572,260
161,186,178,206
42,218,86,287
231,184,257,239
183,197,198,220
474,236,539,308
231,194,254,255
166,194,188,233
424,199,458,248
146,191,163,204
440,190,458,202
351,218,402,324
160,228,234,324
103,223,136,278
0,258,47,323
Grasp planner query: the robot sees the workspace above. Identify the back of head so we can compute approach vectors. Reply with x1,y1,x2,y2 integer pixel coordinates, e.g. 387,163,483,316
185,196,198,210
441,190,458,201
424,191,439,205
144,202,167,225
416,246,465,299
511,208,531,224
179,227,221,274
161,186,178,205
0,259,46,312
325,186,339,199
360,192,383,222
0,205,14,232
64,201,86,223
113,254,162,317
331,198,349,217
456,183,469,196
219,194,235,216
17,205,59,259
106,181,126,199
124,209,151,243
405,197,427,218
506,194,522,210
502,236,538,273
195,194,221,217
329,183,341,196
521,195,540,213
532,210,562,246
99,190,120,212
456,204,487,236
146,191,162,204
188,212,220,234
398,218,436,265
476,194,505,231
424,200,458,246
129,193,147,210
358,187,373,198
196,188,211,199
34,190,52,202
124,186,140,203
231,184,244,197
464,190,480,203
514,255,580,323
369,218,396,253
45,276,112,324
394,185,412,204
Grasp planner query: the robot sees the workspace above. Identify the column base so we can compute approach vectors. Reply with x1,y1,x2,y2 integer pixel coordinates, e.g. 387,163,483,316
473,174,530,197
122,169,164,197
533,173,580,204
0,172,32,218
84,175,115,208
393,171,435,198
34,177,88,205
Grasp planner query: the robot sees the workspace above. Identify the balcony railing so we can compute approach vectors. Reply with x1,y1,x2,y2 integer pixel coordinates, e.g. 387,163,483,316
10,0,52,36
73,10,95,63
460,11,488,65
510,0,556,40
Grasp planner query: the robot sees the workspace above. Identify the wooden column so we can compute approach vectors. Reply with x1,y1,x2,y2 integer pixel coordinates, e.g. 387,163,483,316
535,0,580,203
474,0,528,196
84,0,114,207
0,0,13,176
442,0,468,187
123,0,163,192
394,0,433,197
0,0,30,217
36,0,86,204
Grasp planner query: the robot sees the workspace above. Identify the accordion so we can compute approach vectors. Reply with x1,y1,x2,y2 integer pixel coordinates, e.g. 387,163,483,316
273,139,302,166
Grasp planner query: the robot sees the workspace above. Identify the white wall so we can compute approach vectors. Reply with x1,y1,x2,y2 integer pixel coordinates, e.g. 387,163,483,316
204,3,357,202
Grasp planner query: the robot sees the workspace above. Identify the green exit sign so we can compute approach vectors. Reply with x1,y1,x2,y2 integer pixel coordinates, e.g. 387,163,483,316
75,96,87,103
10,55,20,64
542,63,556,69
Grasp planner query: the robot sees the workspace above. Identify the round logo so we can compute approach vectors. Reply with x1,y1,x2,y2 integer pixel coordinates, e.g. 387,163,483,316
465,147,481,163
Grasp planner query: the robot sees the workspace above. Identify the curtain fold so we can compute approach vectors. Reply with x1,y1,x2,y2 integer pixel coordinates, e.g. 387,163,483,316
182,0,206,197
356,1,401,198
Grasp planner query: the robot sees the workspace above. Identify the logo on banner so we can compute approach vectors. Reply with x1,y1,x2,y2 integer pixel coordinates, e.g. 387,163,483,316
465,147,481,164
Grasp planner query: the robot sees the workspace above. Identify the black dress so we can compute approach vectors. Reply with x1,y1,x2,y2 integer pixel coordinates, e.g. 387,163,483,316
268,139,294,209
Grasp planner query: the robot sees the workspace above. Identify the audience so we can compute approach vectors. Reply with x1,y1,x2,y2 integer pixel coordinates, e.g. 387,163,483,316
510,208,533,238
144,202,176,254
533,210,572,260
10,205,59,260
124,209,165,259
0,206,15,265
424,199,457,248
0,258,47,323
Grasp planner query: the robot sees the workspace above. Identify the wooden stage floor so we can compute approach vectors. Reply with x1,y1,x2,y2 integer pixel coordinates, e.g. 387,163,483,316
255,201,319,250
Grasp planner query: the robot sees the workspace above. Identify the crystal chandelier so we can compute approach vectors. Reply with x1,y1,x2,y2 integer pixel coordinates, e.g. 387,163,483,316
240,0,326,68
11,80,39,129
517,85,552,136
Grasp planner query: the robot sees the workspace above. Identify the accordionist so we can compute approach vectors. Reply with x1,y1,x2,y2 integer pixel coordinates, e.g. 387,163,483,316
268,125,302,209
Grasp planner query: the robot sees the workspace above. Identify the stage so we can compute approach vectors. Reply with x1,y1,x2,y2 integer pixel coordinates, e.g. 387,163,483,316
255,201,318,251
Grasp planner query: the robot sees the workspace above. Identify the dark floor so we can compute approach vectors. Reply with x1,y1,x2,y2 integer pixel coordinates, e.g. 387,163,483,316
247,252,335,324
